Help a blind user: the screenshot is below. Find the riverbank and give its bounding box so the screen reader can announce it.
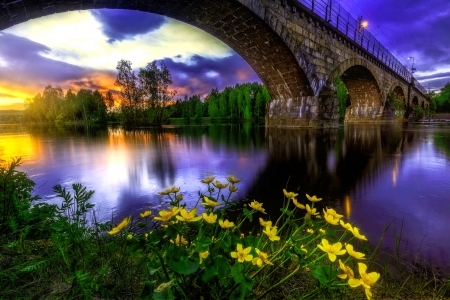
[1,158,450,299]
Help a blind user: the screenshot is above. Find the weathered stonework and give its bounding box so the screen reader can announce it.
[0,0,429,127]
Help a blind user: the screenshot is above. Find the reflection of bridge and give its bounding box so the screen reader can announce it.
[0,0,429,127]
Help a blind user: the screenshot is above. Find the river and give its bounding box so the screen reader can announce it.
[1,123,450,276]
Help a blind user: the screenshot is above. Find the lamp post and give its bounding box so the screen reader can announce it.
[408,57,416,74]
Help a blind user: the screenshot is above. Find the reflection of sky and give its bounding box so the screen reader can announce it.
[1,126,267,221]
[348,130,450,273]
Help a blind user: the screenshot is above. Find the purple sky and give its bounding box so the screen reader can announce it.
[0,0,448,109]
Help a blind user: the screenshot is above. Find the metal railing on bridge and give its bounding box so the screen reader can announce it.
[297,0,427,95]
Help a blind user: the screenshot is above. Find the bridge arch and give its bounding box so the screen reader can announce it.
[331,58,383,122]
[0,0,315,104]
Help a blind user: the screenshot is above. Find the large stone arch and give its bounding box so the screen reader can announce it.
[0,0,314,104]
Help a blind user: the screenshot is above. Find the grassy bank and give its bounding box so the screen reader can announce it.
[1,158,449,299]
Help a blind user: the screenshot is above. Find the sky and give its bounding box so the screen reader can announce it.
[0,0,449,110]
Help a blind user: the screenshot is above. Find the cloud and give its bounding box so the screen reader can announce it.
[91,9,167,43]
[162,54,260,98]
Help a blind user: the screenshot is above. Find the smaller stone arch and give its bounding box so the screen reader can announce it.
[383,84,406,120]
[329,59,383,122]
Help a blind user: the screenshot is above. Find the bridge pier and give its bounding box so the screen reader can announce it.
[266,87,339,128]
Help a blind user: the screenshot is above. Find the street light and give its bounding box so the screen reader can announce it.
[408,57,416,74]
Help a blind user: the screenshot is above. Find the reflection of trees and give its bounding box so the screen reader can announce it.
[248,125,421,215]
[433,131,450,156]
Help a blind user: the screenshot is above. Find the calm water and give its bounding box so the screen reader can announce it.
[1,123,450,274]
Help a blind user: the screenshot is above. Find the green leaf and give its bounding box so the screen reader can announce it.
[139,281,155,300]
[241,275,254,290]
[231,262,244,283]
[243,208,253,222]
[152,281,175,300]
[169,257,199,275]
[202,264,218,282]
[230,283,247,300]
[312,265,337,288]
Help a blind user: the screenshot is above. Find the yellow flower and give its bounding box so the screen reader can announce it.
[157,186,180,195]
[352,227,368,241]
[201,176,215,184]
[305,204,319,216]
[212,180,228,189]
[306,228,314,234]
[226,176,241,184]
[126,234,133,240]
[200,196,223,207]
[202,212,218,224]
[219,219,235,229]
[230,244,253,263]
[283,189,298,199]
[240,233,245,238]
[252,248,273,267]
[317,239,346,262]
[249,200,266,214]
[199,250,209,264]
[229,184,238,193]
[263,225,280,242]
[176,207,202,222]
[175,194,183,202]
[323,208,343,225]
[319,228,326,234]
[170,234,188,246]
[153,207,182,222]
[300,245,308,253]
[340,220,354,232]
[306,194,322,202]
[259,218,272,227]
[292,198,305,209]
[338,259,355,279]
[108,215,131,235]
[348,263,380,300]
[140,210,152,218]
[345,243,366,260]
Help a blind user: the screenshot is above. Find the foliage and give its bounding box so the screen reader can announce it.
[335,76,350,121]
[0,158,40,234]
[23,85,108,124]
[432,82,450,112]
[111,177,380,300]
[172,82,270,123]
[388,91,405,117]
[413,106,425,121]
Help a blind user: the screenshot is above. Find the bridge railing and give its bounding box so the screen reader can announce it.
[296,0,427,94]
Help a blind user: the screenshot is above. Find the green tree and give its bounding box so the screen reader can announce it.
[138,60,175,126]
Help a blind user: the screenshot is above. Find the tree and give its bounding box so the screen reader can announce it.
[115,60,141,126]
[138,60,175,126]
[104,90,115,113]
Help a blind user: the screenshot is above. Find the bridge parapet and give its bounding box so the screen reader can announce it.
[293,0,426,92]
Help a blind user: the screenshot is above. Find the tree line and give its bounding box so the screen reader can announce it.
[23,59,272,127]
[23,85,112,124]
[171,82,271,123]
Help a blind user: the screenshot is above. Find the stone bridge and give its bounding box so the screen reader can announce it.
[0,0,429,127]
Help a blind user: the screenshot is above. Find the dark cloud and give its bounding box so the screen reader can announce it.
[350,0,450,75]
[0,32,88,84]
[91,9,166,43]
[162,54,261,98]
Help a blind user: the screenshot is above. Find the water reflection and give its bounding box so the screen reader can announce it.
[1,123,450,274]
[258,124,450,275]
